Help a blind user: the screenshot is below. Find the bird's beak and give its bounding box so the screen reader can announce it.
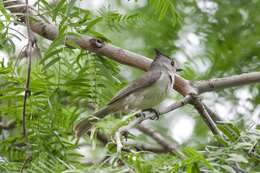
[176,68,183,72]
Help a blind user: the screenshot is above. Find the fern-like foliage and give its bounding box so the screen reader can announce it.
[0,48,123,172]
[98,6,143,31]
[0,2,15,54]
[149,0,179,25]
[0,9,124,168]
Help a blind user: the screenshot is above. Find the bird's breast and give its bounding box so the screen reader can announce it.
[124,72,171,110]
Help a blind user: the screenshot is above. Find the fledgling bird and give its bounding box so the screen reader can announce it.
[74,49,181,138]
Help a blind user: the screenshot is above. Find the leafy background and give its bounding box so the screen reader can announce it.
[0,0,259,172]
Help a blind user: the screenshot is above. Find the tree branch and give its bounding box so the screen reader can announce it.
[137,124,185,158]
[137,124,178,151]
[203,104,223,122]
[191,95,222,136]
[123,141,175,153]
[159,95,192,114]
[196,72,260,93]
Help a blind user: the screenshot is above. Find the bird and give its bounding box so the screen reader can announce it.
[74,49,182,138]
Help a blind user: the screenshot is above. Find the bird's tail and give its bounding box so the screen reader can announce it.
[74,106,112,138]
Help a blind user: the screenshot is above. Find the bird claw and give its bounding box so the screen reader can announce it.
[150,111,160,120]
[135,111,146,118]
[122,131,128,141]
[142,108,160,120]
[150,113,159,120]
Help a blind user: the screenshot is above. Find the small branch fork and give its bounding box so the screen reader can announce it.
[3,0,260,153]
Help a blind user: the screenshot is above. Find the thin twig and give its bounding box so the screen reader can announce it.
[137,124,185,158]
[159,95,192,114]
[21,0,33,138]
[115,117,146,152]
[123,141,174,153]
[203,104,223,122]
[137,124,178,151]
[19,154,32,173]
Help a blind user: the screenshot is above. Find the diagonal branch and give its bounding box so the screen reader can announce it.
[137,124,178,151]
[203,104,223,122]
[123,141,173,153]
[191,95,222,136]
[137,124,185,158]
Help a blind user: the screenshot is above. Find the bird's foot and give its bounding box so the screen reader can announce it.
[135,111,146,118]
[142,108,160,120]
[122,131,128,141]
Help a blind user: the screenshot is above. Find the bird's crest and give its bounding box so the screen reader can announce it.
[154,48,171,60]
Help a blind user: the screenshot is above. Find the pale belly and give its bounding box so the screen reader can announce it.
[121,73,171,111]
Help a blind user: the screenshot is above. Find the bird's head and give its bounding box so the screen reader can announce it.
[151,49,182,73]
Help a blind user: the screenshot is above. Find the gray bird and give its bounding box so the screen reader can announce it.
[74,49,181,137]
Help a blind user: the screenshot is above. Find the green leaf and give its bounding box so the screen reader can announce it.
[217,122,241,137]
[214,135,229,146]
[227,154,248,163]
[0,0,11,22]
[106,142,117,153]
[149,0,177,23]
[220,165,236,173]
[86,17,103,31]
[217,124,237,142]
[43,56,60,70]
[52,0,66,21]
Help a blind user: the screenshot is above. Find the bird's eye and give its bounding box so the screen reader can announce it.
[171,60,175,66]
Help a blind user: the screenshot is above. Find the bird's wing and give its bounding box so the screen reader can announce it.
[108,70,161,105]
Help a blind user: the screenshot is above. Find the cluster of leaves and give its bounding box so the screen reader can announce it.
[0,0,138,172]
[0,1,124,171]
[0,1,14,53]
[0,48,122,172]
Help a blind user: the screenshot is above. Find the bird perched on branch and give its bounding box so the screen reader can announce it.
[74,49,182,138]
